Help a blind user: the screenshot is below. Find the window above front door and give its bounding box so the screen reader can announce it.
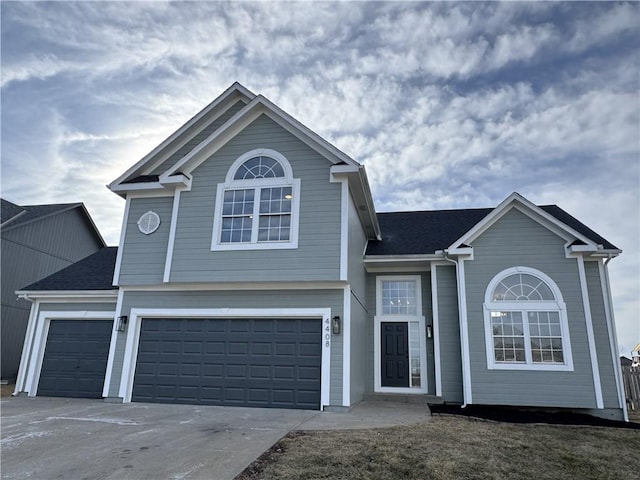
[374,276,427,393]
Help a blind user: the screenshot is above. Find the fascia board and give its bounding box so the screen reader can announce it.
[448,192,597,250]
[108,83,255,189]
[16,290,119,299]
[331,165,381,240]
[165,95,362,178]
[363,254,443,262]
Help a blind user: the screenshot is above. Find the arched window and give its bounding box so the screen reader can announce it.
[483,267,573,371]
[211,149,300,250]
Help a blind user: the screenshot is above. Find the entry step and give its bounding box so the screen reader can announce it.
[363,393,444,404]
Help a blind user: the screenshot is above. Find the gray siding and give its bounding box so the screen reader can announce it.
[347,193,369,404]
[169,114,341,283]
[584,260,620,409]
[107,289,344,406]
[150,101,247,175]
[464,208,598,408]
[435,265,464,403]
[1,208,103,379]
[118,197,173,285]
[365,272,435,395]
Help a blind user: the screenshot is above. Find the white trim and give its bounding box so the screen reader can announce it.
[24,311,115,397]
[163,189,183,283]
[16,291,118,301]
[342,286,351,406]
[576,256,604,408]
[112,196,131,286]
[136,211,160,235]
[118,308,332,410]
[223,148,294,183]
[125,190,177,198]
[449,193,597,252]
[102,290,125,398]
[455,258,473,405]
[14,299,39,394]
[109,83,254,188]
[119,281,347,292]
[339,180,349,281]
[599,259,629,421]
[374,275,428,394]
[431,265,442,397]
[482,266,574,372]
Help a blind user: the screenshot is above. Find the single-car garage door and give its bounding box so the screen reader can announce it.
[132,318,321,409]
[38,320,112,398]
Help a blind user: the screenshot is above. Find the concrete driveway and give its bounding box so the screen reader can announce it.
[1,397,319,480]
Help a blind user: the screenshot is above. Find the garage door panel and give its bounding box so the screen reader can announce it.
[37,320,111,399]
[132,318,321,409]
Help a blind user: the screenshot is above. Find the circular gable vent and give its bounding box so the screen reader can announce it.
[137,211,160,235]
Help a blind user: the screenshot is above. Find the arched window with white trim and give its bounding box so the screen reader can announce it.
[211,149,300,251]
[483,267,573,371]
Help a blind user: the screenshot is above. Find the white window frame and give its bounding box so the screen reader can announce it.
[211,148,301,251]
[483,266,574,371]
[374,275,428,393]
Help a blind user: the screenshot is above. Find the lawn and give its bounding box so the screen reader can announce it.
[237,414,640,480]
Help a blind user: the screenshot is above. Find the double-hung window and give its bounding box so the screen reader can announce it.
[483,267,573,371]
[212,149,300,250]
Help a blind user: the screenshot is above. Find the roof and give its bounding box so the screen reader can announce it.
[366,204,618,256]
[1,198,26,224]
[21,247,118,291]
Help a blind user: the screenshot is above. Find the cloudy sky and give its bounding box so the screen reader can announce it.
[1,2,638,354]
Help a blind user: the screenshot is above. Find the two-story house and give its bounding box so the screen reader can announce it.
[13,83,628,421]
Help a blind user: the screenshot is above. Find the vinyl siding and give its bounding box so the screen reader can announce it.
[347,193,368,404]
[365,272,435,395]
[149,100,247,175]
[118,197,173,285]
[107,289,344,406]
[1,208,103,379]
[465,208,597,408]
[584,260,620,408]
[168,114,341,283]
[434,264,464,403]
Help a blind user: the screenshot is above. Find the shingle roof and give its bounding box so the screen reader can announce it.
[366,205,618,256]
[1,200,81,230]
[21,247,118,291]
[1,198,26,224]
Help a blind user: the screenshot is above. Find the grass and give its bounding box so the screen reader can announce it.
[236,414,640,480]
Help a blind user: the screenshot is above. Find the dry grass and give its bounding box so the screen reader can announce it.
[237,415,640,480]
[0,384,15,398]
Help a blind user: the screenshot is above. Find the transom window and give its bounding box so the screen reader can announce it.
[483,267,573,371]
[212,149,300,251]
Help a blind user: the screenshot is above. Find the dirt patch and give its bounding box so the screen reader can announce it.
[1,384,15,398]
[235,415,640,480]
[429,403,640,429]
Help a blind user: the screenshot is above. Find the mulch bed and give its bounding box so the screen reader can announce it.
[429,403,640,429]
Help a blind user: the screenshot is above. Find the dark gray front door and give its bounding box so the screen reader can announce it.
[38,320,112,398]
[381,322,409,387]
[132,318,322,410]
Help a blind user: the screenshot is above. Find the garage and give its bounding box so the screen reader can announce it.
[37,319,112,398]
[132,317,322,409]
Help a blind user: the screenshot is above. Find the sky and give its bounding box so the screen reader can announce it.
[1,2,638,355]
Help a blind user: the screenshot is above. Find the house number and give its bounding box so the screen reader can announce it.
[324,318,331,347]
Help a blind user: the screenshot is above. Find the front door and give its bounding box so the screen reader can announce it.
[381,322,409,387]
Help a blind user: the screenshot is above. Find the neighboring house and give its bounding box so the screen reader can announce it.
[632,343,640,368]
[1,199,105,380]
[13,83,628,421]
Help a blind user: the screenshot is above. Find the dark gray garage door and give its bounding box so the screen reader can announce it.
[38,320,112,398]
[132,318,322,409]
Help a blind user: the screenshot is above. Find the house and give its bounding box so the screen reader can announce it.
[1,199,106,381]
[12,83,628,421]
[632,343,640,368]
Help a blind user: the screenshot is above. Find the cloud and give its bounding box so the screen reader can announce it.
[1,1,638,353]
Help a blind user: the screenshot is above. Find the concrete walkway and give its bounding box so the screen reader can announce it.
[1,397,430,480]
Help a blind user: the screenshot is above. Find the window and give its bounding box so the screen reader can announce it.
[212,149,300,251]
[483,267,573,371]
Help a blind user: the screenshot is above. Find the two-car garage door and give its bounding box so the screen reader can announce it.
[132,318,322,410]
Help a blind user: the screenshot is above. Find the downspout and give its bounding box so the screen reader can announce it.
[442,251,470,409]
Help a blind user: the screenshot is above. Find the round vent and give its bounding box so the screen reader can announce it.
[137,211,160,235]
